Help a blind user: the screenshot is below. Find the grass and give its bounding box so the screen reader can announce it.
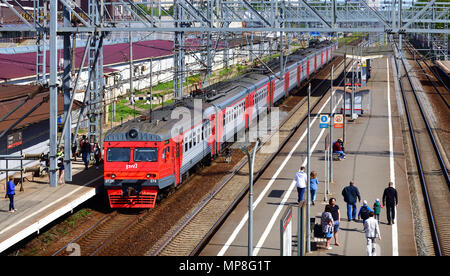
[109,101,141,122]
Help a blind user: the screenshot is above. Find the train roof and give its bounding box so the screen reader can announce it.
[105,97,215,142]
[104,40,336,143]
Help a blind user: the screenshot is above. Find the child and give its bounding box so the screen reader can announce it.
[310,171,319,205]
[373,198,382,222]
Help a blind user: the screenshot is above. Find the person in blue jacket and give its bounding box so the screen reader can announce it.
[358,200,374,226]
[6,176,16,213]
[310,171,319,205]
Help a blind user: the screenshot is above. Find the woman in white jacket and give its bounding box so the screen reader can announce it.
[363,212,382,256]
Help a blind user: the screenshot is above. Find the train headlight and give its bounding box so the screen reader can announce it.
[111,174,116,178]
[128,128,139,139]
[147,174,151,178]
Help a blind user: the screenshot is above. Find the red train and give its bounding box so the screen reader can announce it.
[103,41,338,208]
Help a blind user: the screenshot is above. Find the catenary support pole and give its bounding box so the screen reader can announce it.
[306,84,311,253]
[49,0,58,187]
[63,3,72,182]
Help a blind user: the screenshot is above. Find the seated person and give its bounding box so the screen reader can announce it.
[333,138,345,159]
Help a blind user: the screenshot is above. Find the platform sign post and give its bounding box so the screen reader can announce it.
[280,206,292,256]
[306,84,311,253]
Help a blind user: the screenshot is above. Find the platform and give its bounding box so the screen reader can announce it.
[0,160,103,253]
[200,57,417,256]
[436,60,450,77]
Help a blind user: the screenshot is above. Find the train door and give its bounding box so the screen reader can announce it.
[321,52,323,67]
[306,60,310,78]
[247,93,253,127]
[326,49,329,62]
[284,72,290,97]
[297,65,301,87]
[270,79,275,108]
[174,140,181,186]
[314,55,317,72]
[210,114,216,155]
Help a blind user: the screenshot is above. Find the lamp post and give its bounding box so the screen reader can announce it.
[241,138,260,256]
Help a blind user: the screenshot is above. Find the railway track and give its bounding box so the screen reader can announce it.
[149,55,351,256]
[403,40,450,109]
[52,210,147,256]
[47,42,359,256]
[394,40,450,256]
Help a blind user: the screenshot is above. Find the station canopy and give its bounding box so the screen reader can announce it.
[334,45,394,60]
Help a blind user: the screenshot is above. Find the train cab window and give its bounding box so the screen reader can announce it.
[134,148,158,162]
[107,148,130,162]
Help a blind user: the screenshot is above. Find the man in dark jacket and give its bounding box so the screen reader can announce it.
[341,181,361,221]
[81,137,91,170]
[382,181,398,225]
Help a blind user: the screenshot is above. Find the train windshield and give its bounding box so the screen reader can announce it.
[134,148,158,162]
[107,148,130,162]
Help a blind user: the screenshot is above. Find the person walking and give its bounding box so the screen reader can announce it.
[321,205,334,250]
[358,200,374,226]
[81,137,91,170]
[6,176,16,213]
[329,198,340,246]
[295,166,307,203]
[364,212,381,256]
[382,181,398,225]
[373,198,382,222]
[310,171,319,205]
[341,181,361,221]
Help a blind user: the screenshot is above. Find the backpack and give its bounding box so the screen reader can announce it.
[360,206,370,220]
[314,223,324,238]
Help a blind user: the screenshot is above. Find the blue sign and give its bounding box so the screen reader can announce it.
[310,32,320,36]
[319,115,329,128]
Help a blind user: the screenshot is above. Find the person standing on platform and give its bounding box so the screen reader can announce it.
[321,204,334,250]
[310,171,319,205]
[329,198,341,246]
[364,212,381,256]
[94,143,102,170]
[6,176,16,213]
[382,181,398,225]
[341,181,361,222]
[295,166,307,203]
[57,146,65,185]
[81,137,91,170]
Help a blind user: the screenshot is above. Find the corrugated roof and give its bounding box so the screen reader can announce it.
[0,84,82,132]
[0,38,236,82]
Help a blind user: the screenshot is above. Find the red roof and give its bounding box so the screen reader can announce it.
[0,38,231,82]
[0,84,82,132]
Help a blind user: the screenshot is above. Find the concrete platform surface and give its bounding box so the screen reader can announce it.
[0,161,103,253]
[200,57,417,256]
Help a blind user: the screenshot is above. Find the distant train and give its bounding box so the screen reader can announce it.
[103,41,338,208]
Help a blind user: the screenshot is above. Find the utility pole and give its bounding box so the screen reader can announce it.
[129,22,134,107]
[306,84,311,253]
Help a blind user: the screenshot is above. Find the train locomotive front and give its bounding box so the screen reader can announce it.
[103,122,178,208]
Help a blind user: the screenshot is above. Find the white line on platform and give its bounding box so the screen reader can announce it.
[253,94,342,256]
[387,58,399,256]
[217,90,339,256]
